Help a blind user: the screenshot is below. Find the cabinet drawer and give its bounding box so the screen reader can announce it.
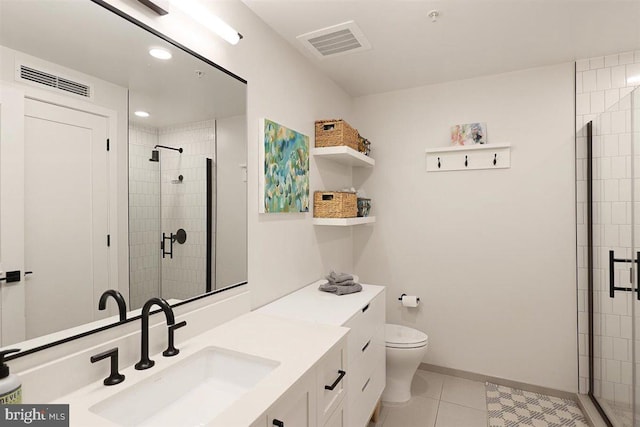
[348,324,384,400]
[324,398,346,427]
[348,362,385,427]
[267,372,316,427]
[344,292,385,364]
[317,340,347,425]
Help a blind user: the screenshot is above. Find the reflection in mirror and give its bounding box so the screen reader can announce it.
[0,0,247,355]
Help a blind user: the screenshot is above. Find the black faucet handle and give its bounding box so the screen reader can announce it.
[163,320,187,357]
[90,348,125,386]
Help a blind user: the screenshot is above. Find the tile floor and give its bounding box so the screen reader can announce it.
[373,369,488,427]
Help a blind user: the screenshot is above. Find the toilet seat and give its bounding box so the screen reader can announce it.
[385,323,428,349]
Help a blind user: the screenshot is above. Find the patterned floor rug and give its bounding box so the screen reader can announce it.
[486,383,589,427]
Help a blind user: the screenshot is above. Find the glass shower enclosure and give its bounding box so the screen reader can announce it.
[128,121,216,310]
[586,86,639,426]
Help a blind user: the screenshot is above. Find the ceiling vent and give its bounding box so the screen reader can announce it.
[297,21,371,59]
[17,65,92,99]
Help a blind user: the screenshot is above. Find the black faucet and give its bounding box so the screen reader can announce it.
[135,297,175,370]
[98,290,127,322]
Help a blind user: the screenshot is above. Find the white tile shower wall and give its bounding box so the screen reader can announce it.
[158,119,215,302]
[128,124,160,310]
[575,50,640,400]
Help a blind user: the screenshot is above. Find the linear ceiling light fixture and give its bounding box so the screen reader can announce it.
[169,0,242,45]
[137,0,169,16]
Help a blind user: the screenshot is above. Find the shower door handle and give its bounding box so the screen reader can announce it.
[608,250,639,300]
[162,233,174,259]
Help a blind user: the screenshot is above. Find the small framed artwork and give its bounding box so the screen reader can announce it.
[450,122,487,146]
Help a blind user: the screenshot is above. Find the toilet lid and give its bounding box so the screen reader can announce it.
[385,323,428,349]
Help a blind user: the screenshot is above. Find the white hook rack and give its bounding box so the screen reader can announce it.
[425,143,511,172]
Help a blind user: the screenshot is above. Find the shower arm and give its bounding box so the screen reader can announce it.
[155,145,183,153]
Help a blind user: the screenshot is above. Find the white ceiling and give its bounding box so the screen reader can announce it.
[0,0,246,128]
[242,0,640,97]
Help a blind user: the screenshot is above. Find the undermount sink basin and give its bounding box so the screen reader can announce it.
[90,347,280,426]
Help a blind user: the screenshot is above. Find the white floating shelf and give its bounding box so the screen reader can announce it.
[425,143,511,172]
[312,216,376,226]
[312,146,375,168]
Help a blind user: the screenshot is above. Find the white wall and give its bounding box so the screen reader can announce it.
[216,115,248,288]
[353,63,578,392]
[102,0,355,309]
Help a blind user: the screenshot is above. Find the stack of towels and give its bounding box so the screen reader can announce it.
[319,271,362,295]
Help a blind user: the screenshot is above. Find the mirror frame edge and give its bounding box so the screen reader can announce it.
[5,0,249,362]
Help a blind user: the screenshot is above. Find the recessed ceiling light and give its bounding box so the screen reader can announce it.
[134,111,150,118]
[628,75,640,84]
[149,48,172,60]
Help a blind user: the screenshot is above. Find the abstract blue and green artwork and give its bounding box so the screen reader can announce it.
[262,119,309,213]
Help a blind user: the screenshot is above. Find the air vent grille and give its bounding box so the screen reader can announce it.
[308,29,362,56]
[19,65,92,98]
[297,21,371,59]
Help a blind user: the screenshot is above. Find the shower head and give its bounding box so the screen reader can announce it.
[149,150,159,162]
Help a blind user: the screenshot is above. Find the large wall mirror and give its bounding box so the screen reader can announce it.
[0,0,247,356]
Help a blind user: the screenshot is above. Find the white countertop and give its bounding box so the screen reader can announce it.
[256,281,385,326]
[53,311,348,427]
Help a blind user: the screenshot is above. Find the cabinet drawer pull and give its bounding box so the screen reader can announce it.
[273,419,284,427]
[362,303,370,313]
[324,369,346,391]
[362,377,371,392]
[362,339,371,353]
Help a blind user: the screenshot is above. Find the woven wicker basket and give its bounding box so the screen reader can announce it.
[314,191,357,218]
[315,119,359,151]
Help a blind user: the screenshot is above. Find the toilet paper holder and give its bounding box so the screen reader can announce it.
[398,293,420,303]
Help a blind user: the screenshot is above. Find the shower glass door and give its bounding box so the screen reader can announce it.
[589,86,638,427]
[633,87,639,427]
[128,120,215,310]
[158,139,213,305]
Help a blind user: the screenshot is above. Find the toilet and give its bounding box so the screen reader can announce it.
[382,323,429,403]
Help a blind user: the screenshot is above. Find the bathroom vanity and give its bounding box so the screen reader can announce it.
[258,282,386,427]
[41,282,385,427]
[53,311,348,427]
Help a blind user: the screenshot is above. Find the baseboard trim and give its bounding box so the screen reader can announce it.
[418,363,577,402]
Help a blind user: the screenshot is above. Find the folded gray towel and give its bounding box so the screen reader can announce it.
[329,280,356,287]
[319,281,362,296]
[326,271,354,284]
[326,271,353,282]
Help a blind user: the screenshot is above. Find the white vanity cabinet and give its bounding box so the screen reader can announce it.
[265,371,317,427]
[259,339,347,427]
[317,341,347,425]
[257,281,385,427]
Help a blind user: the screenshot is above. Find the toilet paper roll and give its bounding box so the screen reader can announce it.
[401,295,420,308]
